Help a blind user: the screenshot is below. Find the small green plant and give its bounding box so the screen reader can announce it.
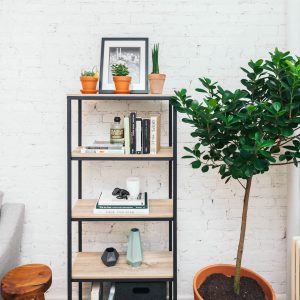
[111,64,129,76]
[152,44,160,74]
[171,48,300,295]
[81,66,98,77]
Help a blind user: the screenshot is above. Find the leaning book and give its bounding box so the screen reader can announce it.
[93,193,149,215]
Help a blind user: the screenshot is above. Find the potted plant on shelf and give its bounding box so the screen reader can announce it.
[80,67,99,94]
[111,63,131,94]
[171,48,300,300]
[148,43,166,94]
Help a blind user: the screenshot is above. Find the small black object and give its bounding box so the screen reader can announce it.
[114,116,121,122]
[101,247,119,267]
[114,282,166,300]
[112,188,130,199]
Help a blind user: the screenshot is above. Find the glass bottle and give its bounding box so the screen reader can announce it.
[110,116,124,144]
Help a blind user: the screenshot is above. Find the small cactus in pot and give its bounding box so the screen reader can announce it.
[80,67,99,94]
[111,63,131,94]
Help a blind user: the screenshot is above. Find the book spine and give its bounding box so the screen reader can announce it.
[136,118,142,154]
[130,112,136,154]
[97,199,148,209]
[97,205,148,209]
[150,116,161,154]
[94,209,149,215]
[150,116,157,154]
[124,117,130,155]
[142,119,150,154]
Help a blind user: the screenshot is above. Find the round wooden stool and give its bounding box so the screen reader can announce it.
[1,264,52,300]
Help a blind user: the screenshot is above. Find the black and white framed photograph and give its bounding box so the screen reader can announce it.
[99,37,149,94]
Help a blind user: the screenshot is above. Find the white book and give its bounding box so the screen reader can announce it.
[97,192,145,207]
[136,118,142,154]
[150,115,161,154]
[93,207,149,215]
[91,282,101,300]
[124,117,130,154]
[80,146,124,154]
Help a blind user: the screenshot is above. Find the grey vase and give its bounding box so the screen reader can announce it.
[127,228,143,267]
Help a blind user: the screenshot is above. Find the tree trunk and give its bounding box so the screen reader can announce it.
[234,176,253,295]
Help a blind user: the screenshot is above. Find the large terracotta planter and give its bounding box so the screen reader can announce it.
[193,264,276,300]
[80,76,98,94]
[113,76,132,94]
[148,73,166,94]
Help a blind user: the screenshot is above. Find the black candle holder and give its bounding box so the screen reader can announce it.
[101,247,119,267]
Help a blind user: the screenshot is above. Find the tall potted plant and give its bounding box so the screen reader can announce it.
[171,49,300,299]
[111,63,131,94]
[148,44,166,94]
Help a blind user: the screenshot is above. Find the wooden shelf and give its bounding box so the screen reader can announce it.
[71,146,173,161]
[72,251,173,281]
[67,93,173,101]
[72,199,173,221]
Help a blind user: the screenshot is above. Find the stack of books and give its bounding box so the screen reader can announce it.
[93,192,149,215]
[124,113,160,155]
[80,141,124,154]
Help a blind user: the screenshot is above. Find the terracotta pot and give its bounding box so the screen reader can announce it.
[193,264,276,300]
[148,73,166,94]
[80,76,98,93]
[113,76,132,94]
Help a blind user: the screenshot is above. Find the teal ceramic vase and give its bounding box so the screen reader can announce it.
[127,228,143,267]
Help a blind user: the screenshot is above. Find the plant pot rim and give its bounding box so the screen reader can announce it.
[80,76,98,81]
[113,75,132,78]
[148,73,166,77]
[193,264,276,300]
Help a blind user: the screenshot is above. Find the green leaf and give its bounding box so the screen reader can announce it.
[201,165,209,172]
[272,102,281,112]
[192,160,201,169]
[219,165,226,175]
[182,155,194,159]
[261,140,275,148]
[279,154,286,161]
[282,128,294,137]
[293,157,298,167]
[184,147,193,154]
[195,88,206,93]
[255,132,262,142]
[254,159,267,171]
[225,176,231,184]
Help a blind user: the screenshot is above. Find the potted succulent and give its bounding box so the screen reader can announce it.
[148,44,166,94]
[111,63,131,94]
[171,48,300,299]
[80,67,99,94]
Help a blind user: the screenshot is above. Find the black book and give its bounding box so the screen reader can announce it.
[142,118,150,154]
[129,112,136,154]
[136,117,142,154]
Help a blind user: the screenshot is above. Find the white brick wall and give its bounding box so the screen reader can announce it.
[0,0,288,299]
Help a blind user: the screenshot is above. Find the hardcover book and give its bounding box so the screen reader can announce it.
[124,116,130,155]
[142,118,150,154]
[136,117,142,154]
[94,193,149,215]
[129,112,136,154]
[150,115,161,154]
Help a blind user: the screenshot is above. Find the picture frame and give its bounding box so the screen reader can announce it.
[99,37,149,94]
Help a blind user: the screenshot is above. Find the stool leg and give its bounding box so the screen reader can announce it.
[34,295,45,300]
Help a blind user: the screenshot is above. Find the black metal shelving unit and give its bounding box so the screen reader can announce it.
[67,93,177,300]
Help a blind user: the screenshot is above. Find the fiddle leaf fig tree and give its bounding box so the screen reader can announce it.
[171,48,300,295]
